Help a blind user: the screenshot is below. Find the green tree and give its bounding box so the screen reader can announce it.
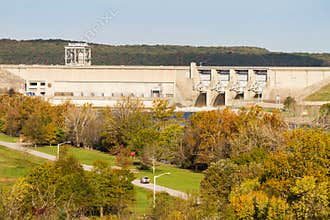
[151,99,176,129]
[157,123,184,165]
[0,178,34,219]
[1,150,93,219]
[200,159,264,217]
[101,97,151,152]
[152,192,205,220]
[0,39,327,66]
[89,161,134,217]
[283,96,297,114]
[146,99,185,166]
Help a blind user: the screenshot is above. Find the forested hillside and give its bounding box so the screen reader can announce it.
[0,39,329,66]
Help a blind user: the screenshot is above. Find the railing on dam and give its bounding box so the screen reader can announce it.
[229,100,283,109]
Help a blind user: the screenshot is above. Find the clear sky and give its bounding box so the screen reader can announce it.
[1,0,330,52]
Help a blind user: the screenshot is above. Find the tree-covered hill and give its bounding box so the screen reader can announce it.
[0,39,329,66]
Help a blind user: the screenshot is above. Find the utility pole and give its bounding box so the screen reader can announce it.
[153,172,171,208]
[57,141,71,159]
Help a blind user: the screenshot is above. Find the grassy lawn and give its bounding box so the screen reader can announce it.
[0,133,19,143]
[131,187,152,217]
[305,83,330,101]
[34,146,203,192]
[135,163,203,192]
[0,146,45,188]
[34,146,116,166]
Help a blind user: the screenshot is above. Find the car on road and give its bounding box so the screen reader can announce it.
[25,91,36,96]
[140,176,150,184]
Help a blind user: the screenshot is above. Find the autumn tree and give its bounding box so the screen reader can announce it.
[227,179,293,219]
[0,94,45,136]
[21,101,60,145]
[260,129,330,219]
[182,108,238,169]
[225,129,330,219]
[229,106,287,158]
[64,103,101,148]
[200,128,330,219]
[182,106,287,169]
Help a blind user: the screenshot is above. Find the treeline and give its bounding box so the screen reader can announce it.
[0,94,329,170]
[151,129,330,219]
[0,94,329,219]
[1,39,330,66]
[0,94,288,169]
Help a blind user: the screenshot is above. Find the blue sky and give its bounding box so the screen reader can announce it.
[1,0,330,52]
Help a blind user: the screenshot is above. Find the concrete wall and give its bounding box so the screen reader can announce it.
[1,65,192,106]
[267,68,330,99]
[1,64,330,107]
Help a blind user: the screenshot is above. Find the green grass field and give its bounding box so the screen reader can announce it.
[132,187,152,217]
[0,146,44,187]
[34,146,116,166]
[35,146,203,192]
[30,141,203,195]
[36,147,203,192]
[135,163,203,192]
[305,83,330,101]
[1,130,203,192]
[0,133,19,143]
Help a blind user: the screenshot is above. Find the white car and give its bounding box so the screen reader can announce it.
[140,176,150,184]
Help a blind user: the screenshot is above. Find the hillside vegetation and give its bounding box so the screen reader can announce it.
[0,39,330,66]
[305,83,330,101]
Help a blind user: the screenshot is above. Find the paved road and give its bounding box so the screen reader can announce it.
[0,141,57,160]
[0,141,94,171]
[132,180,187,199]
[0,141,187,200]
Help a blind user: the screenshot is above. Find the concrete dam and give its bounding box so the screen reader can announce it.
[0,43,329,108]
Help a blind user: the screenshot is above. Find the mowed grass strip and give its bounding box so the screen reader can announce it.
[34,146,116,166]
[131,187,152,217]
[135,163,203,192]
[0,133,19,143]
[305,83,330,101]
[0,146,45,186]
